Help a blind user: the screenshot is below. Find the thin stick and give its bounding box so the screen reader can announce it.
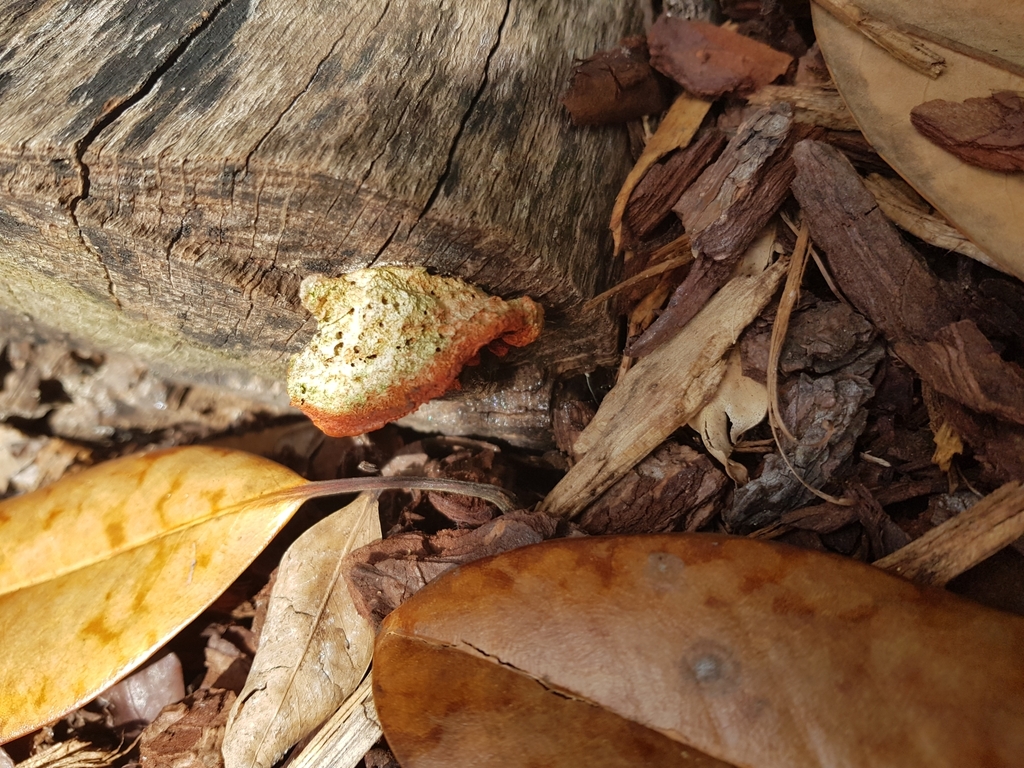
[584,241,693,312]
[874,482,1024,586]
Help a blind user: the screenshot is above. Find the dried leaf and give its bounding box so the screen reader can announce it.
[0,447,307,741]
[812,1,1024,280]
[0,448,510,742]
[373,535,1024,767]
[223,493,380,768]
[689,349,768,483]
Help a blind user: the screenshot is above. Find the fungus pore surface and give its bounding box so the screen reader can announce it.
[287,267,544,436]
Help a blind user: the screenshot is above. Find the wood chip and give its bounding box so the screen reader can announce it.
[748,84,858,130]
[875,482,1024,586]
[861,173,997,268]
[561,36,669,125]
[610,93,712,254]
[648,15,793,98]
[576,442,727,534]
[910,91,1024,172]
[541,257,787,519]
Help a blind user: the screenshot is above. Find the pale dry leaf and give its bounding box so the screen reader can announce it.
[286,674,382,768]
[813,1,1024,280]
[223,494,381,768]
[689,349,768,483]
[0,447,308,741]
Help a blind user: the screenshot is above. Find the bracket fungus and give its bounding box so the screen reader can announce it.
[288,267,544,436]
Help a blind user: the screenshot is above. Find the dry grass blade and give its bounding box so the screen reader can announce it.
[583,247,692,312]
[767,220,853,506]
[15,739,135,768]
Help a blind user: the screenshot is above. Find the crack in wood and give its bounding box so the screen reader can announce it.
[62,0,237,309]
[415,0,512,223]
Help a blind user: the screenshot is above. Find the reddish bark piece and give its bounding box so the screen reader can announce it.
[139,689,236,768]
[623,128,727,241]
[343,511,559,630]
[790,140,956,344]
[288,268,544,437]
[648,15,793,98]
[577,442,727,534]
[627,105,798,357]
[896,319,1024,426]
[561,36,669,125]
[911,91,1024,172]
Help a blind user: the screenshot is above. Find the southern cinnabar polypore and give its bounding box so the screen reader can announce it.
[288,267,544,436]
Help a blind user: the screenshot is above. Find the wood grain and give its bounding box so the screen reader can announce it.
[0,0,638,417]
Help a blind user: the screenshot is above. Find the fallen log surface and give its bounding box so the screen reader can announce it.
[0,0,635,430]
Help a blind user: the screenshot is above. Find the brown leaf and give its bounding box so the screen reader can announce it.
[910,91,1024,172]
[561,36,669,125]
[373,535,1024,767]
[223,494,380,768]
[648,15,792,98]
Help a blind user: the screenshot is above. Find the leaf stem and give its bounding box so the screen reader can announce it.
[267,476,519,513]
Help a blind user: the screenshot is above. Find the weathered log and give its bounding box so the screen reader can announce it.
[0,0,638,438]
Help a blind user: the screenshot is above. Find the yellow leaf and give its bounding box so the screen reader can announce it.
[223,493,381,768]
[0,446,307,741]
